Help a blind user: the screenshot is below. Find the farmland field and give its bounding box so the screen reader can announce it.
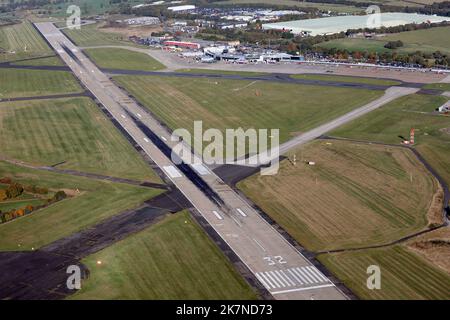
[290,74,401,86]
[0,161,162,251]
[0,68,82,98]
[0,21,53,62]
[113,75,383,155]
[212,0,364,13]
[84,48,165,71]
[0,97,161,182]
[331,94,450,189]
[63,23,136,47]
[238,140,438,251]
[70,211,258,300]
[318,245,450,299]
[316,26,450,55]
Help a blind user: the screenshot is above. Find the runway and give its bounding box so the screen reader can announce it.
[34,22,347,300]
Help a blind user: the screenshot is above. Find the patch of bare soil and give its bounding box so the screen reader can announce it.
[407,227,450,275]
[426,182,445,227]
[440,127,450,135]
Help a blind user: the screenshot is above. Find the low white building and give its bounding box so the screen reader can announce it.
[438,101,450,113]
[168,5,195,12]
[123,17,160,26]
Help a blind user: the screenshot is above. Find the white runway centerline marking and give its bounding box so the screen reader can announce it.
[212,210,223,220]
[236,208,247,217]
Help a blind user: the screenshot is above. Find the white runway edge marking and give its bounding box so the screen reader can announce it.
[255,266,329,291]
[212,210,223,220]
[271,284,335,295]
[236,208,247,217]
[192,163,210,176]
[162,166,182,179]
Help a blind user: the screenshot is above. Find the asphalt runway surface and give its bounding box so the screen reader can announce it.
[35,22,348,300]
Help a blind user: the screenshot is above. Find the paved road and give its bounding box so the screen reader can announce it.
[35,22,347,300]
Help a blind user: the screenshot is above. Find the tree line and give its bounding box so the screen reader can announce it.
[0,177,67,224]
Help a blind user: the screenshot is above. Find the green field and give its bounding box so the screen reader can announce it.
[0,198,47,212]
[84,48,165,71]
[0,21,53,62]
[317,27,450,55]
[0,68,82,98]
[63,23,136,47]
[290,74,401,86]
[238,141,437,251]
[113,75,383,155]
[331,94,450,188]
[11,56,65,67]
[318,245,450,299]
[70,211,258,300]
[424,83,450,91]
[0,97,161,182]
[212,0,364,13]
[0,161,162,251]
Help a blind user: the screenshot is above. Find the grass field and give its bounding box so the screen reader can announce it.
[0,198,47,212]
[84,48,165,71]
[0,68,82,98]
[238,140,437,251]
[113,75,383,155]
[290,74,401,86]
[11,56,65,67]
[63,23,136,47]
[424,83,450,91]
[212,0,364,13]
[0,97,161,182]
[316,26,450,55]
[331,94,450,188]
[318,245,450,299]
[0,161,162,251]
[70,211,258,300]
[0,21,53,62]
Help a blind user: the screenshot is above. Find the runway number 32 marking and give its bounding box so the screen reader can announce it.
[264,256,287,266]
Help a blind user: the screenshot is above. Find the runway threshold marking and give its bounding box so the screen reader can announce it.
[255,266,330,291]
